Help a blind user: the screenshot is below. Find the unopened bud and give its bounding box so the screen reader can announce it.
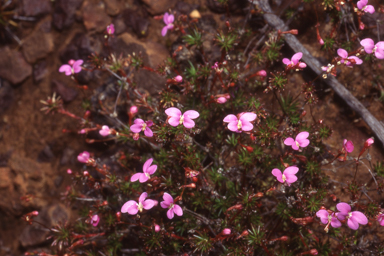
[365,138,374,147]
[222,228,231,235]
[174,75,183,83]
[67,169,72,174]
[236,230,249,239]
[310,249,318,255]
[116,212,121,222]
[130,106,138,115]
[154,224,161,232]
[133,133,140,141]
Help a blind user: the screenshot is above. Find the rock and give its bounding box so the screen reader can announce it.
[0,47,32,84]
[33,60,49,83]
[0,81,14,114]
[0,167,12,190]
[54,175,63,187]
[141,0,177,15]
[60,32,102,63]
[82,0,111,32]
[133,69,166,95]
[104,0,121,16]
[122,9,150,38]
[175,2,199,15]
[60,147,75,165]
[145,42,169,67]
[19,223,49,247]
[22,17,54,63]
[9,155,45,181]
[37,145,55,162]
[52,80,78,102]
[22,0,51,17]
[206,0,248,14]
[53,0,84,30]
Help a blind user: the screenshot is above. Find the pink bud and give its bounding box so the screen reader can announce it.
[83,171,89,176]
[222,228,231,235]
[216,97,228,104]
[79,129,86,134]
[319,38,324,45]
[310,249,318,255]
[130,106,138,115]
[32,211,39,216]
[343,139,354,153]
[174,75,183,83]
[99,125,110,137]
[154,224,161,232]
[365,138,374,147]
[77,151,90,163]
[256,70,267,77]
[68,59,75,66]
[90,215,100,227]
[133,133,140,141]
[106,24,115,35]
[67,169,72,174]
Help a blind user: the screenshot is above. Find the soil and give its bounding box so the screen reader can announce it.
[0,0,384,255]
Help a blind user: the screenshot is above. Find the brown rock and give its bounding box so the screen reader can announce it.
[9,155,46,181]
[0,167,12,190]
[53,0,84,30]
[82,0,112,32]
[0,47,32,84]
[33,60,49,83]
[0,81,14,113]
[22,0,51,16]
[22,17,54,63]
[122,9,150,38]
[141,0,177,15]
[103,0,121,16]
[52,79,78,102]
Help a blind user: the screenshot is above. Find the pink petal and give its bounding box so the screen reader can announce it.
[337,48,348,58]
[146,120,153,127]
[376,42,384,52]
[291,52,303,65]
[336,212,346,221]
[173,204,183,216]
[272,168,283,183]
[291,143,299,150]
[139,174,149,183]
[284,166,299,175]
[284,137,295,146]
[282,58,291,65]
[375,50,384,59]
[360,38,374,53]
[336,202,351,214]
[134,118,145,125]
[285,173,298,184]
[121,200,137,214]
[59,65,72,76]
[99,125,110,136]
[184,110,199,119]
[160,201,170,209]
[357,0,367,10]
[298,62,307,69]
[331,217,342,228]
[142,199,155,210]
[163,12,169,24]
[167,14,174,24]
[347,218,360,230]
[145,165,157,175]
[131,173,143,182]
[241,121,253,131]
[365,5,375,13]
[130,124,142,133]
[183,117,195,128]
[139,192,147,203]
[72,60,83,73]
[165,107,182,117]
[144,127,153,137]
[240,112,257,122]
[167,209,175,219]
[161,26,168,36]
[143,158,153,173]
[168,116,180,126]
[298,139,310,148]
[223,114,238,123]
[295,131,309,141]
[316,210,329,220]
[227,121,240,132]
[344,139,354,153]
[163,192,174,204]
[352,211,368,224]
[349,56,363,65]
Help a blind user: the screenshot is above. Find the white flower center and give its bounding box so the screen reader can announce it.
[145,173,151,178]
[137,202,144,212]
[282,174,286,182]
[169,203,175,210]
[237,120,242,130]
[295,141,300,148]
[327,64,334,73]
[179,115,184,124]
[347,212,352,219]
[142,123,147,131]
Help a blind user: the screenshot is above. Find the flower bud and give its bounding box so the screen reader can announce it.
[154,224,161,232]
[310,249,318,255]
[222,228,231,235]
[365,138,374,147]
[174,75,183,83]
[106,24,115,35]
[67,169,72,174]
[256,70,267,77]
[216,97,228,104]
[133,133,140,141]
[130,106,138,115]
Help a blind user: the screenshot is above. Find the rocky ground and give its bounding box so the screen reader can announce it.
[0,0,383,255]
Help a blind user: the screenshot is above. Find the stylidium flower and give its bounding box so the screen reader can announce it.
[77,151,90,163]
[336,202,368,230]
[343,139,354,153]
[282,52,307,70]
[130,106,138,115]
[131,158,157,183]
[337,48,363,66]
[174,75,183,83]
[365,138,374,147]
[360,38,384,59]
[160,192,183,219]
[271,166,299,186]
[165,107,199,128]
[106,23,115,35]
[316,210,341,232]
[59,59,83,76]
[130,119,153,137]
[90,215,100,226]
[121,192,155,215]
[284,132,310,150]
[377,212,384,226]
[99,125,111,137]
[223,112,257,133]
[357,0,375,14]
[162,12,174,36]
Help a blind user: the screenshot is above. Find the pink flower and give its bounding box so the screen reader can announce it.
[377,212,384,226]
[357,0,375,14]
[67,169,72,174]
[216,97,228,104]
[336,202,368,230]
[284,132,310,150]
[106,24,115,35]
[271,166,299,186]
[282,52,307,69]
[223,112,257,133]
[121,192,155,215]
[154,224,161,232]
[131,158,158,183]
[130,106,138,115]
[365,138,374,147]
[256,70,267,77]
[162,12,174,36]
[212,62,219,69]
[59,59,83,76]
[337,49,363,66]
[316,210,341,232]
[77,151,90,163]
[360,38,384,59]
[90,215,100,226]
[165,107,199,128]
[222,228,231,235]
[174,75,183,83]
[160,192,183,219]
[99,125,110,137]
[343,139,354,153]
[130,119,153,137]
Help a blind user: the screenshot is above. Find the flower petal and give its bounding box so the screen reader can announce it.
[183,117,196,128]
[241,121,253,131]
[163,192,174,204]
[316,210,329,219]
[161,26,168,36]
[291,143,299,150]
[139,174,149,183]
[365,5,375,13]
[360,38,375,53]
[139,192,147,203]
[282,58,291,65]
[160,201,169,209]
[184,110,199,119]
[173,204,183,216]
[167,209,175,219]
[295,131,309,141]
[144,127,153,137]
[357,0,368,10]
[337,48,348,58]
[336,202,351,214]
[143,158,153,173]
[291,52,303,65]
[240,112,257,122]
[167,14,174,24]
[284,166,299,175]
[59,65,72,76]
[163,12,169,24]
[352,211,368,225]
[272,169,283,183]
[285,173,298,184]
[131,173,143,182]
[347,218,360,230]
[168,116,180,126]
[145,165,157,175]
[298,139,310,148]
[331,217,342,228]
[121,200,137,214]
[227,121,240,132]
[72,60,83,73]
[165,107,181,117]
[284,137,295,146]
[130,124,143,133]
[223,114,238,123]
[142,199,155,210]
[134,118,144,125]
